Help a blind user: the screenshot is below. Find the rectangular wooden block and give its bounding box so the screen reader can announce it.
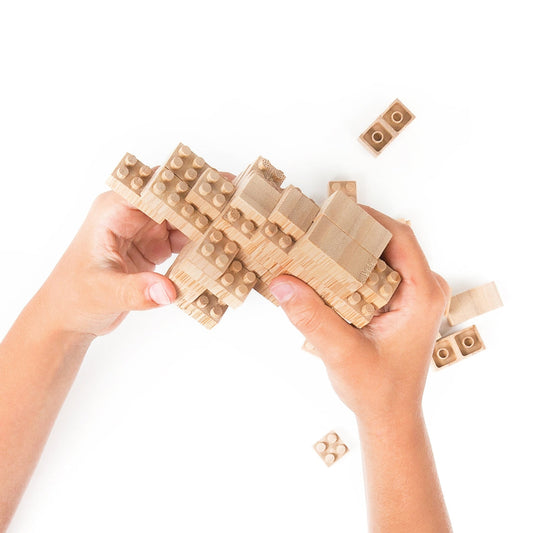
[183,290,228,329]
[433,325,485,368]
[357,259,401,308]
[186,168,235,219]
[328,180,357,201]
[447,282,503,326]
[229,170,282,226]
[320,191,392,258]
[106,153,155,208]
[268,185,320,239]
[359,99,415,156]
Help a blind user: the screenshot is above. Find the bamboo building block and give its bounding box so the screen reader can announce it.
[314,431,349,467]
[106,153,154,208]
[328,180,357,201]
[107,142,402,329]
[359,99,415,156]
[446,282,503,326]
[432,325,485,369]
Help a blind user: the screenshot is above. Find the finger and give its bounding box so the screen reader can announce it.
[101,271,177,312]
[126,245,155,272]
[169,229,190,253]
[270,275,370,366]
[359,205,433,284]
[432,271,451,315]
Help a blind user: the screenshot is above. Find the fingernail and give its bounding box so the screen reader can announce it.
[270,283,294,304]
[149,283,172,306]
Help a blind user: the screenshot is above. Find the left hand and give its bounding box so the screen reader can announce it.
[39,191,187,337]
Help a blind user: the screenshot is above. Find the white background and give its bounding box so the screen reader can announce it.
[0,0,531,531]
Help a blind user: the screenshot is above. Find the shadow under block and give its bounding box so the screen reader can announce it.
[328,180,357,201]
[446,282,503,326]
[359,99,415,156]
[314,431,349,467]
[107,143,402,329]
[433,325,485,368]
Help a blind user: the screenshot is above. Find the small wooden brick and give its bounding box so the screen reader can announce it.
[230,168,282,226]
[446,282,503,327]
[195,229,239,279]
[186,168,235,219]
[184,290,228,329]
[320,191,392,259]
[328,181,357,201]
[358,259,401,308]
[268,185,320,240]
[433,325,485,369]
[359,99,415,156]
[314,431,349,467]
[106,153,154,208]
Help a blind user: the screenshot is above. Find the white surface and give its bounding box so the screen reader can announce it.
[0,0,531,531]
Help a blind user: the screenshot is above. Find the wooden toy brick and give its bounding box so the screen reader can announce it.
[328,180,357,201]
[432,325,485,368]
[230,167,282,226]
[252,276,279,306]
[268,185,320,240]
[106,153,155,208]
[186,168,235,219]
[359,99,415,156]
[183,290,228,329]
[166,260,205,307]
[381,99,415,134]
[245,221,295,271]
[236,156,286,189]
[357,259,401,308]
[194,229,240,279]
[320,191,392,259]
[212,206,257,248]
[314,431,349,467]
[446,282,503,326]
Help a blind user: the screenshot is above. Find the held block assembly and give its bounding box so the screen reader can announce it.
[107,143,401,329]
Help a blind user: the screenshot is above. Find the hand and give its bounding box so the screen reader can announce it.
[38,191,187,337]
[269,207,450,430]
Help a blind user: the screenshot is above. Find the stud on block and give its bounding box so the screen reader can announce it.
[358,259,401,308]
[212,206,257,248]
[432,325,485,369]
[328,181,357,201]
[381,99,415,133]
[446,282,503,327]
[314,431,349,467]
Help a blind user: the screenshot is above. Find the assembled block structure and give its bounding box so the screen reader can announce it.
[360,99,415,155]
[107,144,401,329]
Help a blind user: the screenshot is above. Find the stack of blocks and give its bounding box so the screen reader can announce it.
[107,143,402,329]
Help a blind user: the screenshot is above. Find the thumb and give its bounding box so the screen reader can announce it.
[269,275,366,365]
[105,271,177,312]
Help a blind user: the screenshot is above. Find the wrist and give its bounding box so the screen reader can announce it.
[357,406,425,442]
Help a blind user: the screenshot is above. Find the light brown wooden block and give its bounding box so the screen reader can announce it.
[359,99,415,156]
[268,185,320,240]
[194,229,239,279]
[381,99,415,133]
[212,206,257,248]
[314,431,349,467]
[106,153,154,208]
[183,290,228,329]
[358,259,401,308]
[328,180,357,201]
[245,222,295,271]
[320,191,392,259]
[236,156,286,189]
[186,168,235,219]
[446,282,503,326]
[229,170,282,226]
[432,325,485,368]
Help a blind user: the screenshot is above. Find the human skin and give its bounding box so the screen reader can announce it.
[270,209,453,533]
[0,191,451,532]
